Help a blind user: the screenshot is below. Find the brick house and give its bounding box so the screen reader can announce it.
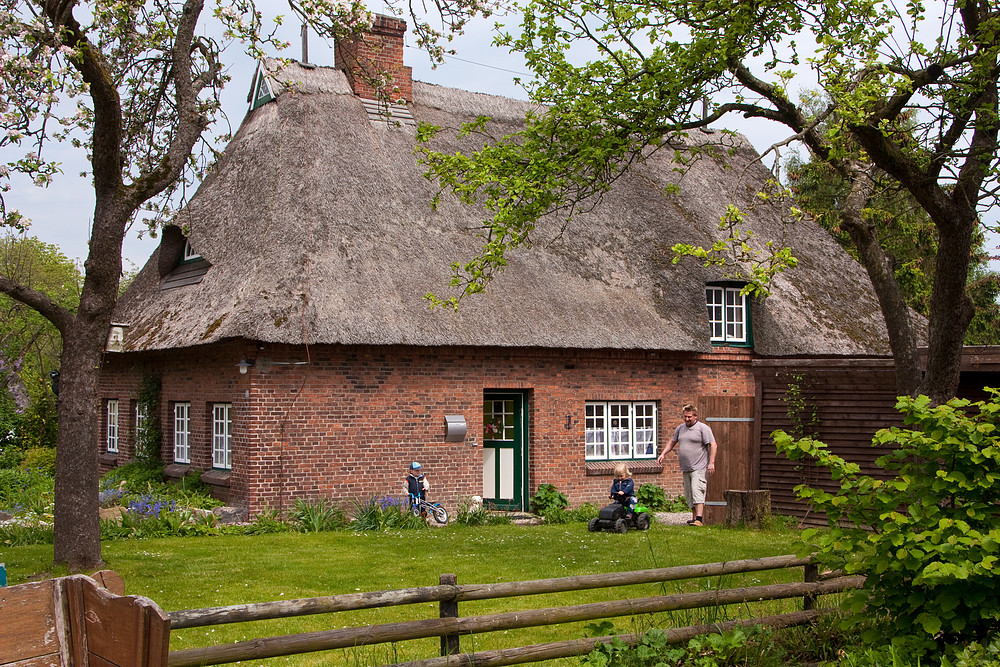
[97,16,892,519]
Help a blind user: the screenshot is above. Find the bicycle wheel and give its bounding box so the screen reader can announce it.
[431,504,449,524]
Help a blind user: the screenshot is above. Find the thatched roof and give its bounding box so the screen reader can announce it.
[113,59,892,357]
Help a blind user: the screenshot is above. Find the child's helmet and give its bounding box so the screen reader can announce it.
[410,462,422,470]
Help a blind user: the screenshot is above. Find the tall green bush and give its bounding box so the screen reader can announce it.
[774,390,1000,646]
[0,466,53,509]
[17,371,58,450]
[529,483,568,515]
[19,447,56,475]
[636,483,667,510]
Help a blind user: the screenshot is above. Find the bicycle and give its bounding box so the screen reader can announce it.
[408,493,449,524]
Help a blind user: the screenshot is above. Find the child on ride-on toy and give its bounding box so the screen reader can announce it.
[609,463,637,520]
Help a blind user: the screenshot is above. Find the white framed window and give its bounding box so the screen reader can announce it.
[585,403,607,459]
[173,402,190,464]
[212,403,232,469]
[706,286,749,345]
[135,403,147,437]
[106,399,119,453]
[182,239,201,262]
[483,398,516,441]
[585,401,657,460]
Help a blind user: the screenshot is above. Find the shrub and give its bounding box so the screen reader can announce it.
[581,626,769,667]
[100,504,222,541]
[237,507,290,535]
[101,461,166,491]
[99,463,220,511]
[350,496,425,531]
[664,495,689,513]
[0,443,23,469]
[0,466,53,511]
[17,372,58,450]
[529,483,567,515]
[289,497,346,532]
[134,374,161,466]
[568,502,599,522]
[19,447,56,476]
[541,507,570,524]
[774,390,1000,646]
[636,483,667,510]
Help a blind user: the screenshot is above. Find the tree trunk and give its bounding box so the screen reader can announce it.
[52,200,129,570]
[53,336,105,570]
[838,170,923,397]
[920,211,976,404]
[724,490,771,528]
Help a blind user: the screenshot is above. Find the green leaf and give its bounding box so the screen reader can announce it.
[917,613,942,636]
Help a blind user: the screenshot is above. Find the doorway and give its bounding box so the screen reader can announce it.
[482,391,529,510]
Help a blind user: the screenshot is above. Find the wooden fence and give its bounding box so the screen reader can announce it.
[165,555,862,667]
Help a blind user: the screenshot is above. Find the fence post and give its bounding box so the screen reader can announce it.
[803,562,818,611]
[439,573,460,656]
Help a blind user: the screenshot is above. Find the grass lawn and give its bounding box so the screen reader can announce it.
[2,521,818,665]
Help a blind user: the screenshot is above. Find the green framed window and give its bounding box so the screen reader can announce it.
[706,285,751,346]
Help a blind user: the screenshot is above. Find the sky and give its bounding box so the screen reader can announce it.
[3,2,998,272]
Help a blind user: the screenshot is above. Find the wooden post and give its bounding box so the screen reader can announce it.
[439,574,460,656]
[803,562,818,611]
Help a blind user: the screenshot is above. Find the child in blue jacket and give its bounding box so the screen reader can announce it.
[406,461,429,502]
[610,463,637,519]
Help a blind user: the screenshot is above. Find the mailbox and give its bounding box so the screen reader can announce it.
[444,415,467,442]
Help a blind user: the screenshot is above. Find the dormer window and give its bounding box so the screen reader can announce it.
[158,225,211,290]
[182,240,201,263]
[706,285,751,346]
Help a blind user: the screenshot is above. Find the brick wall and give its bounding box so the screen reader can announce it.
[99,342,755,516]
[334,15,413,103]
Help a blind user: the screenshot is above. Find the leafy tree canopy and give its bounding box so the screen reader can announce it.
[786,152,1000,345]
[0,0,487,569]
[0,234,81,378]
[418,0,1000,403]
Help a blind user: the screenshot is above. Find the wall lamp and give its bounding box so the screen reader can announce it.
[236,359,255,374]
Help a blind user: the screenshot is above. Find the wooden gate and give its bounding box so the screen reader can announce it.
[0,571,170,667]
[700,395,756,525]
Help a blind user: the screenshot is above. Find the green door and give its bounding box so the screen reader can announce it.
[483,392,528,510]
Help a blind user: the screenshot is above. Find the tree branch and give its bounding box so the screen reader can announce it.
[127,0,217,206]
[0,275,75,335]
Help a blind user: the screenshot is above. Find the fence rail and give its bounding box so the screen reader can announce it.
[166,555,862,667]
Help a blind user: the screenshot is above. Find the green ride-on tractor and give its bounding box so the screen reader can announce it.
[588,501,651,533]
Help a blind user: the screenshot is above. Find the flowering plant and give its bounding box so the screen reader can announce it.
[484,419,504,438]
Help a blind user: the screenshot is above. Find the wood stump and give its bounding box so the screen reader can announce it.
[724,490,771,528]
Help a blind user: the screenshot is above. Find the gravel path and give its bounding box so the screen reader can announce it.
[654,512,694,526]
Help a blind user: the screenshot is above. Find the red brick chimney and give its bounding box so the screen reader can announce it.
[334,15,413,104]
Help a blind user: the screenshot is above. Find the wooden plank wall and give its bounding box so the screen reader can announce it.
[753,359,903,523]
[0,572,169,667]
[701,395,755,525]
